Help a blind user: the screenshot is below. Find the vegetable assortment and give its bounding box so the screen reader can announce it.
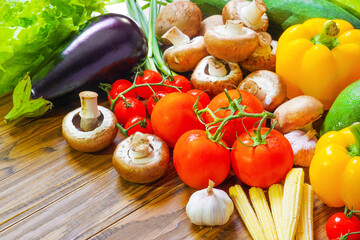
[4,0,360,238]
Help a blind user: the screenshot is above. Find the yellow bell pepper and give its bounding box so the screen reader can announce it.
[276,18,360,110]
[309,123,360,210]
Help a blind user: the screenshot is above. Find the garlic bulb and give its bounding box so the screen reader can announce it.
[284,129,318,167]
[186,180,234,226]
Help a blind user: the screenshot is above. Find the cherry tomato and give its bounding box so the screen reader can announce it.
[151,92,204,148]
[173,129,230,189]
[146,91,169,116]
[124,116,153,136]
[108,79,137,105]
[231,128,293,188]
[135,70,163,99]
[326,212,360,240]
[114,97,146,125]
[162,75,191,93]
[186,89,211,109]
[204,89,264,147]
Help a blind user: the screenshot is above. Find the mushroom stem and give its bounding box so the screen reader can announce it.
[300,123,315,133]
[128,132,154,163]
[79,91,100,132]
[224,20,244,36]
[252,32,272,59]
[241,0,266,25]
[208,58,228,77]
[162,26,190,48]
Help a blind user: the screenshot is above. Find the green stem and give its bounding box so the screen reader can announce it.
[349,123,360,157]
[116,123,128,137]
[311,20,340,50]
[340,231,360,240]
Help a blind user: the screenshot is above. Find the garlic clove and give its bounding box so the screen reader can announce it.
[186,180,234,226]
[284,129,318,167]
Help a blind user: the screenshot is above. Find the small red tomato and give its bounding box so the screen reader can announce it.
[135,70,163,99]
[231,128,293,188]
[151,92,204,148]
[326,212,360,240]
[162,75,191,93]
[124,116,153,136]
[173,129,230,189]
[114,97,146,125]
[146,91,169,116]
[186,89,211,109]
[108,79,137,105]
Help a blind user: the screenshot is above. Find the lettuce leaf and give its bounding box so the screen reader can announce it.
[0,0,107,96]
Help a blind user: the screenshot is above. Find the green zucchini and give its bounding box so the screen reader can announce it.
[191,0,360,39]
[325,0,360,19]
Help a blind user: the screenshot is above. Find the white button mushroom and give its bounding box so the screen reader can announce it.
[62,91,118,152]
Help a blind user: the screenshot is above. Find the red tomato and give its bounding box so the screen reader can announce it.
[135,70,163,99]
[231,128,293,188]
[151,92,204,148]
[108,79,137,105]
[186,89,211,109]
[124,116,153,136]
[146,91,169,116]
[326,212,360,240]
[162,75,191,93]
[114,97,146,125]
[204,89,264,147]
[173,129,230,189]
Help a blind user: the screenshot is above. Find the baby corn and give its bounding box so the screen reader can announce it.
[229,185,266,240]
[269,184,284,240]
[249,187,279,240]
[296,183,314,240]
[282,168,305,240]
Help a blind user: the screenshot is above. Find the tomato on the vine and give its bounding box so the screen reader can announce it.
[114,97,146,125]
[231,128,293,188]
[108,79,137,105]
[135,70,163,99]
[146,91,169,116]
[204,89,265,147]
[151,92,204,148]
[124,116,153,136]
[173,129,230,189]
[162,75,191,93]
[186,89,211,109]
[326,211,360,240]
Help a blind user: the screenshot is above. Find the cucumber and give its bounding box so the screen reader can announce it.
[326,0,360,19]
[191,0,360,40]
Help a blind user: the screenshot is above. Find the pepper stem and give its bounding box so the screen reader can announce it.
[349,123,360,157]
[311,20,340,50]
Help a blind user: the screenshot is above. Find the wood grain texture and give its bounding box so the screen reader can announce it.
[0,92,343,239]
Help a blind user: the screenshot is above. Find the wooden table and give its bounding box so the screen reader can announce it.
[0,91,341,240]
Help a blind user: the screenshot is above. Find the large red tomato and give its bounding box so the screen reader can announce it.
[173,129,230,189]
[326,211,360,240]
[151,92,204,148]
[231,128,294,188]
[204,89,265,147]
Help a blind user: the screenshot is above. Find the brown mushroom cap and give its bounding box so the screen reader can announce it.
[199,15,224,36]
[191,56,243,97]
[112,133,170,184]
[163,36,209,72]
[238,70,286,112]
[62,106,118,152]
[204,21,259,62]
[155,1,202,45]
[271,95,324,134]
[222,0,268,32]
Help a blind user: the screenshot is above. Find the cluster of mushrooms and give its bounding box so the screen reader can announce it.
[61,0,325,186]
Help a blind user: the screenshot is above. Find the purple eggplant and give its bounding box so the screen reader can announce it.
[30,13,147,100]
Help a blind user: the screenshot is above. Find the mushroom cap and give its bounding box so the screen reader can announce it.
[62,106,118,152]
[191,56,243,97]
[163,36,209,72]
[112,134,170,184]
[155,1,202,45]
[222,0,269,32]
[199,15,224,36]
[204,24,259,62]
[238,70,286,112]
[271,95,324,133]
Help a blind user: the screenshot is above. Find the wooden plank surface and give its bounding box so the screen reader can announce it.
[0,92,341,239]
